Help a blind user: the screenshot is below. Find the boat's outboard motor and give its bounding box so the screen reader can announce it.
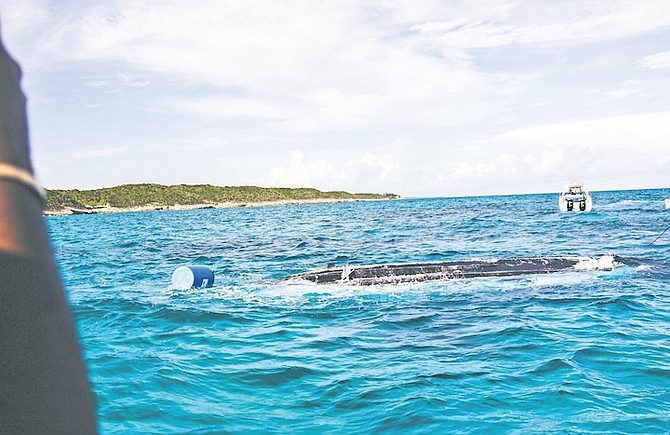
[567,200,574,211]
[579,199,586,211]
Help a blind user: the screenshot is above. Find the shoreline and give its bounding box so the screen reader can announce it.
[43,197,392,216]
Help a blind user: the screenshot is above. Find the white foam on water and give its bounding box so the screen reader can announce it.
[598,200,648,210]
[574,254,615,271]
[528,271,595,287]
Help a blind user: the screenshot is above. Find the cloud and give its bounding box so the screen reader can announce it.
[601,88,645,100]
[0,0,48,41]
[494,112,670,151]
[268,150,400,192]
[71,146,129,159]
[15,1,669,136]
[46,1,670,72]
[4,0,670,195]
[118,73,151,87]
[440,111,670,193]
[407,1,670,48]
[52,1,491,131]
[637,50,670,69]
[162,95,291,121]
[268,151,331,188]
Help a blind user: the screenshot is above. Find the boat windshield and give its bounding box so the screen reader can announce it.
[566,186,586,195]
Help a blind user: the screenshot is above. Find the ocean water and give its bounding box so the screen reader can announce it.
[47,189,670,434]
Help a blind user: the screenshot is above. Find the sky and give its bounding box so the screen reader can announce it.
[0,0,669,197]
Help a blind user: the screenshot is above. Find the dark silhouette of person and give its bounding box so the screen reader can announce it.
[0,25,97,433]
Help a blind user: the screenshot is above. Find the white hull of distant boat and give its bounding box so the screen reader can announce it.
[559,184,592,212]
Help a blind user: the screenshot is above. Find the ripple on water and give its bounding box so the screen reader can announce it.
[47,189,670,433]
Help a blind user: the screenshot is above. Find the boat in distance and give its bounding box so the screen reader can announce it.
[284,256,615,286]
[559,184,592,212]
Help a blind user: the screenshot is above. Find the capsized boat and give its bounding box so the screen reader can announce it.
[284,255,615,285]
[559,184,592,212]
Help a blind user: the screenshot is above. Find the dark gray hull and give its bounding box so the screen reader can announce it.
[285,257,590,285]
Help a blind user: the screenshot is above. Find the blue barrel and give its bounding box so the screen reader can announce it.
[171,265,215,290]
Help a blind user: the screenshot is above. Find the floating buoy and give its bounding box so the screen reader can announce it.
[171,265,215,290]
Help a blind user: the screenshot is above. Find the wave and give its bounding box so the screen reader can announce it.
[599,200,649,210]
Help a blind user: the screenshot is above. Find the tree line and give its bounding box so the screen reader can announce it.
[45,183,399,211]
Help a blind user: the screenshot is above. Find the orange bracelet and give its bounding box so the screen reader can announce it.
[0,162,46,204]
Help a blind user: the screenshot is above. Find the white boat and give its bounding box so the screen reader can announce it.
[559,184,592,212]
[665,199,670,209]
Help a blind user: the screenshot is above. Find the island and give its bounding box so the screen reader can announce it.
[44,183,399,216]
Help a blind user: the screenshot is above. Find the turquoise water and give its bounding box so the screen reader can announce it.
[47,189,670,434]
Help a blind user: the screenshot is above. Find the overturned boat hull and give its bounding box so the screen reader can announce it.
[285,256,614,285]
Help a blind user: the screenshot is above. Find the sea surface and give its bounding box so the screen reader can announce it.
[47,189,670,434]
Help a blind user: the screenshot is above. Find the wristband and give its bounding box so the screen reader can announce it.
[0,162,46,204]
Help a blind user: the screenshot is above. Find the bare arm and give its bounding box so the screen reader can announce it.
[0,30,97,433]
[0,34,52,257]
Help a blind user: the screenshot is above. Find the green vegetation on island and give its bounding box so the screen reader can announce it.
[45,183,399,212]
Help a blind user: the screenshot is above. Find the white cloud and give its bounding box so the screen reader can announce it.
[163,95,291,121]
[601,88,644,100]
[268,150,400,192]
[3,0,670,194]
[85,80,111,88]
[349,153,398,175]
[268,151,334,188]
[440,112,670,194]
[0,0,48,41]
[407,1,670,48]
[18,1,670,133]
[118,73,151,88]
[637,50,670,69]
[71,146,129,159]
[495,112,670,151]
